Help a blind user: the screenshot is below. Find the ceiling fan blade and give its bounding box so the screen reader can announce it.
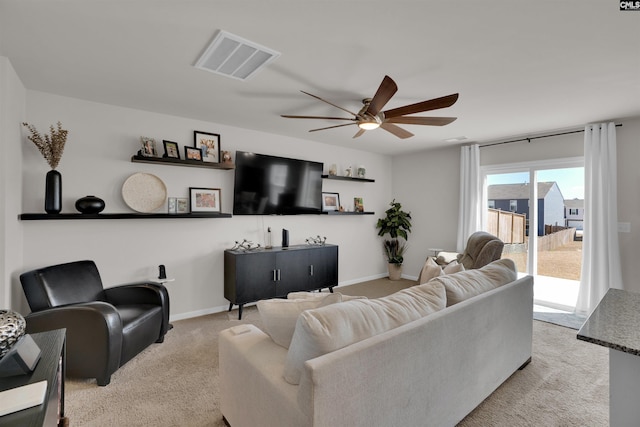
[383,93,459,119]
[380,123,414,139]
[365,75,398,117]
[300,90,358,117]
[385,116,457,126]
[308,123,357,132]
[353,128,366,139]
[281,115,356,121]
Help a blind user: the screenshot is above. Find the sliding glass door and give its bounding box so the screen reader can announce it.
[483,158,584,310]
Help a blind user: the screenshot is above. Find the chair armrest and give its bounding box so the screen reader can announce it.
[25,302,123,382]
[104,282,170,338]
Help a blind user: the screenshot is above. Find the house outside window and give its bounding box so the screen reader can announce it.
[509,200,517,212]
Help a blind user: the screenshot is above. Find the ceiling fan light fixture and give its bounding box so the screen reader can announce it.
[358,121,381,130]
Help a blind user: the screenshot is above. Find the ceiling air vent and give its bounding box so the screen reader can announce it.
[194,30,280,81]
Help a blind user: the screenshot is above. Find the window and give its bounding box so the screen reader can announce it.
[509,200,517,212]
[488,200,495,209]
[569,208,579,215]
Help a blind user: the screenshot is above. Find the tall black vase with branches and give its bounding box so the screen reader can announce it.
[376,200,412,280]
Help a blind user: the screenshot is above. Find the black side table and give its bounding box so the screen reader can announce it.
[0,329,66,427]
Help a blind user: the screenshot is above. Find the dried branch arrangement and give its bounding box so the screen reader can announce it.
[22,121,68,169]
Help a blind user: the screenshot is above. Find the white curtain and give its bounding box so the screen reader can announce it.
[575,122,623,315]
[457,144,481,252]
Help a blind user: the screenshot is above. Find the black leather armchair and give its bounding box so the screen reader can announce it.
[20,260,170,386]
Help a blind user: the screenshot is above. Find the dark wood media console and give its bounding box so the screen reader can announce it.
[224,245,338,319]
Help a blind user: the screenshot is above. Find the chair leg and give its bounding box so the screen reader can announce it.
[97,375,111,386]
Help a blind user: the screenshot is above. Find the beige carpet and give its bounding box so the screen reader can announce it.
[65,278,608,426]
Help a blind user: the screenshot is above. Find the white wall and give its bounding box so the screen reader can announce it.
[391,146,461,280]
[17,91,392,319]
[615,116,640,294]
[0,57,25,309]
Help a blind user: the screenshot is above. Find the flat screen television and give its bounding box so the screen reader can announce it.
[233,151,324,215]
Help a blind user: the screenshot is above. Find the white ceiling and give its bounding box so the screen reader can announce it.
[1,0,639,155]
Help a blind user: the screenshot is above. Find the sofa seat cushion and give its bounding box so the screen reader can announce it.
[257,293,343,348]
[430,258,517,306]
[283,282,446,385]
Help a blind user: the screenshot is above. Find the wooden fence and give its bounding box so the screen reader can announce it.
[486,209,526,244]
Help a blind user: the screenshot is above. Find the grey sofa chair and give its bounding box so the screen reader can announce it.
[20,260,170,386]
[456,231,505,269]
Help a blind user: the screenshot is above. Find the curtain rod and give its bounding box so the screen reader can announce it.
[479,123,623,148]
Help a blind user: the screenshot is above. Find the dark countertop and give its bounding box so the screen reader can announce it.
[577,288,640,356]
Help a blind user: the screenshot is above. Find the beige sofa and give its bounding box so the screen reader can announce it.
[219,260,533,427]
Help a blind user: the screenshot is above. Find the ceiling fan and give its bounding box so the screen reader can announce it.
[281,75,459,139]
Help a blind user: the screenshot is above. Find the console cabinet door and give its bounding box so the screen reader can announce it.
[274,250,310,297]
[307,246,339,289]
[225,251,277,304]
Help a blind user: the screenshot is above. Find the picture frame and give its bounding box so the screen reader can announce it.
[167,197,177,214]
[322,192,340,212]
[163,140,180,159]
[194,131,220,163]
[354,197,364,212]
[176,198,188,214]
[140,136,158,157]
[184,146,202,161]
[189,187,221,213]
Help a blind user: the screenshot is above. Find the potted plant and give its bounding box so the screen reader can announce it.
[376,199,412,280]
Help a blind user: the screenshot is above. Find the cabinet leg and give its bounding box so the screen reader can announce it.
[329,286,334,293]
[238,304,243,320]
[228,302,233,312]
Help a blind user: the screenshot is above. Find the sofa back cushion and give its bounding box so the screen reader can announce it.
[283,282,446,385]
[257,293,343,348]
[430,258,517,306]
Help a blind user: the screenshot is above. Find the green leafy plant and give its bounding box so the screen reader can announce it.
[376,199,412,264]
[383,239,408,264]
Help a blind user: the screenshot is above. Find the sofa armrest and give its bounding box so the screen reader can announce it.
[25,302,123,384]
[104,282,170,338]
[219,325,308,427]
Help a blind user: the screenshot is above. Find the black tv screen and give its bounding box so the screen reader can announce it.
[233,151,323,215]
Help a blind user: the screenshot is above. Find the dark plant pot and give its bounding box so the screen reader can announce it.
[75,195,106,214]
[45,169,62,214]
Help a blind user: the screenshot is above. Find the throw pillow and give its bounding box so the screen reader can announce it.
[257,293,342,348]
[416,257,443,284]
[443,260,465,275]
[283,282,447,385]
[430,258,517,306]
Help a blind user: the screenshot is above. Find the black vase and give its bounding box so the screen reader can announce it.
[45,169,62,214]
[75,195,105,214]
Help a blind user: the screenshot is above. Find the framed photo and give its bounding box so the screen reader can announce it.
[140,136,158,157]
[176,198,188,214]
[194,131,220,163]
[322,192,340,212]
[167,197,177,214]
[163,140,180,159]
[354,197,364,212]
[189,187,221,213]
[184,146,202,161]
